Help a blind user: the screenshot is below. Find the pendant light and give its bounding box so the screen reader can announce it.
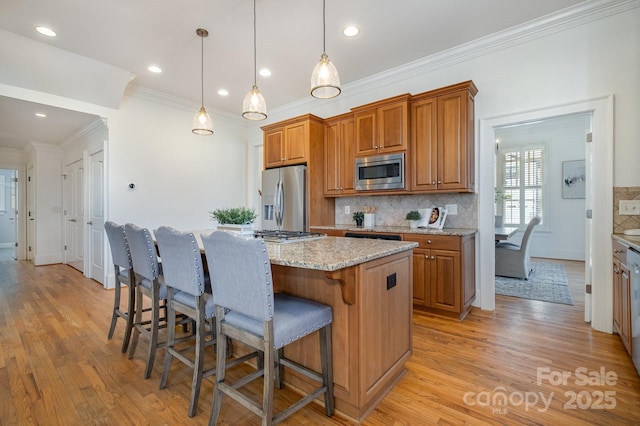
[242,0,267,120]
[310,0,341,99]
[192,28,213,135]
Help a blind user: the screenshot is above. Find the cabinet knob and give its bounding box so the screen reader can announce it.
[431,256,435,260]
[437,180,442,184]
[427,240,432,244]
[431,181,436,185]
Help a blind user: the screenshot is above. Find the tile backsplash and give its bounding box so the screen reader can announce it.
[614,187,640,233]
[335,193,477,228]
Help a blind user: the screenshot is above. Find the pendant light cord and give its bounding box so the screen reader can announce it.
[200,31,205,107]
[322,0,326,54]
[253,0,257,86]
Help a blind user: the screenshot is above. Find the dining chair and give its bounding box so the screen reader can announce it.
[104,221,136,353]
[124,222,168,379]
[202,231,334,425]
[154,226,216,417]
[495,216,542,279]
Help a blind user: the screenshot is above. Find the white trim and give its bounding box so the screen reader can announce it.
[478,96,613,333]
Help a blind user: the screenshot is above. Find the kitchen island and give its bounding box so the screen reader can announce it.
[219,235,418,422]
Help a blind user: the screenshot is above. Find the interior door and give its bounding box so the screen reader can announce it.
[27,165,34,262]
[87,150,104,283]
[63,159,84,271]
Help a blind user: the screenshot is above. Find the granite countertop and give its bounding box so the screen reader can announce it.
[612,234,640,252]
[265,236,417,271]
[311,224,477,237]
[193,231,417,272]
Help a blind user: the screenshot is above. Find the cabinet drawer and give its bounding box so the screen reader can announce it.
[613,239,628,263]
[404,234,459,250]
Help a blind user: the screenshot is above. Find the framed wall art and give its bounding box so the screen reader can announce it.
[562,159,585,199]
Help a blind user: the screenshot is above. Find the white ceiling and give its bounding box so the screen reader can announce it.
[0,0,586,151]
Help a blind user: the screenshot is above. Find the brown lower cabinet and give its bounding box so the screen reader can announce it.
[404,233,476,320]
[613,238,632,355]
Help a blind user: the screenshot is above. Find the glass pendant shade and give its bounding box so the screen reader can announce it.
[310,52,341,99]
[192,106,213,135]
[242,85,267,120]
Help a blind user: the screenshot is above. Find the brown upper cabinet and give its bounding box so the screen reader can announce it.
[410,81,477,192]
[262,115,323,169]
[353,94,410,157]
[324,113,355,196]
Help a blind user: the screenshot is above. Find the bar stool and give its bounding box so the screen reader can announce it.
[124,223,167,379]
[154,226,216,417]
[104,221,136,353]
[202,231,334,425]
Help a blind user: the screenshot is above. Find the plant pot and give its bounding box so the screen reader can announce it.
[217,223,254,235]
[355,219,363,227]
[409,220,419,229]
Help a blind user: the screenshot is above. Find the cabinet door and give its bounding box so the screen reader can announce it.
[620,264,632,355]
[324,122,340,195]
[429,249,460,312]
[355,110,378,156]
[410,97,437,191]
[437,90,470,190]
[412,249,429,306]
[284,121,307,164]
[340,119,356,193]
[264,128,284,168]
[378,101,408,153]
[613,258,622,333]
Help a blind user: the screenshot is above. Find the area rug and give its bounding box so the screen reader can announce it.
[495,262,574,305]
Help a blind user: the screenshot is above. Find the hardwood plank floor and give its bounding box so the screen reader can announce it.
[0,257,639,425]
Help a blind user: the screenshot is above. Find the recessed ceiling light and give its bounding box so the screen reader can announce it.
[148,65,162,73]
[259,68,271,77]
[35,113,47,118]
[36,26,57,37]
[343,26,359,37]
[218,89,229,96]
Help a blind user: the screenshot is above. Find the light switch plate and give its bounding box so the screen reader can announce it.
[344,205,350,215]
[620,200,640,215]
[445,204,458,215]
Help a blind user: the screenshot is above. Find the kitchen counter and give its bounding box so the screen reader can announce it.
[612,233,640,252]
[312,224,477,237]
[265,235,417,271]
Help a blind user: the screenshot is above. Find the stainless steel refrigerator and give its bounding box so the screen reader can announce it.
[261,165,307,231]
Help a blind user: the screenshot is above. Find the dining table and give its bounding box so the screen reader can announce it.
[495,226,518,241]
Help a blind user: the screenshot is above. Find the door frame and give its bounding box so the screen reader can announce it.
[478,96,614,332]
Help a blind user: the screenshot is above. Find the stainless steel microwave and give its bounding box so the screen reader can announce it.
[355,153,404,191]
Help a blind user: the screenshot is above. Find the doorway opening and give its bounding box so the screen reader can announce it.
[0,168,18,261]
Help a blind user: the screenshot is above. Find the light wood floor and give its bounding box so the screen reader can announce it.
[1,257,639,425]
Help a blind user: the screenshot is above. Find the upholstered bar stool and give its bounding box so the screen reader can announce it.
[104,221,136,353]
[154,226,216,417]
[124,223,167,379]
[202,231,334,426]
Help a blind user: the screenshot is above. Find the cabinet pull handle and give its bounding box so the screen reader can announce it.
[427,240,432,244]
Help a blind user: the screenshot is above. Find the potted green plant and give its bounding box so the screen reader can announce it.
[353,211,364,227]
[405,210,421,228]
[210,207,257,234]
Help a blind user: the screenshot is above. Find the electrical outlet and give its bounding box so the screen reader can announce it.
[620,200,640,215]
[445,204,457,215]
[344,205,350,215]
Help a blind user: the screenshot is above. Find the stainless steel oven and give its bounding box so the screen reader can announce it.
[355,153,404,191]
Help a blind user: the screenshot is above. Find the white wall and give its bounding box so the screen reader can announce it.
[105,91,249,232]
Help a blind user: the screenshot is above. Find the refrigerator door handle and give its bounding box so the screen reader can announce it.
[275,180,283,228]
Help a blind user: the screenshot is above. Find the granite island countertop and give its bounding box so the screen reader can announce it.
[311,224,477,237]
[264,236,417,271]
[192,231,417,272]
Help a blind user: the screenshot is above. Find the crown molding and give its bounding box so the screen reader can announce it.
[124,84,245,127]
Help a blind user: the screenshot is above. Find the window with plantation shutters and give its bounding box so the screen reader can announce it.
[497,145,545,228]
